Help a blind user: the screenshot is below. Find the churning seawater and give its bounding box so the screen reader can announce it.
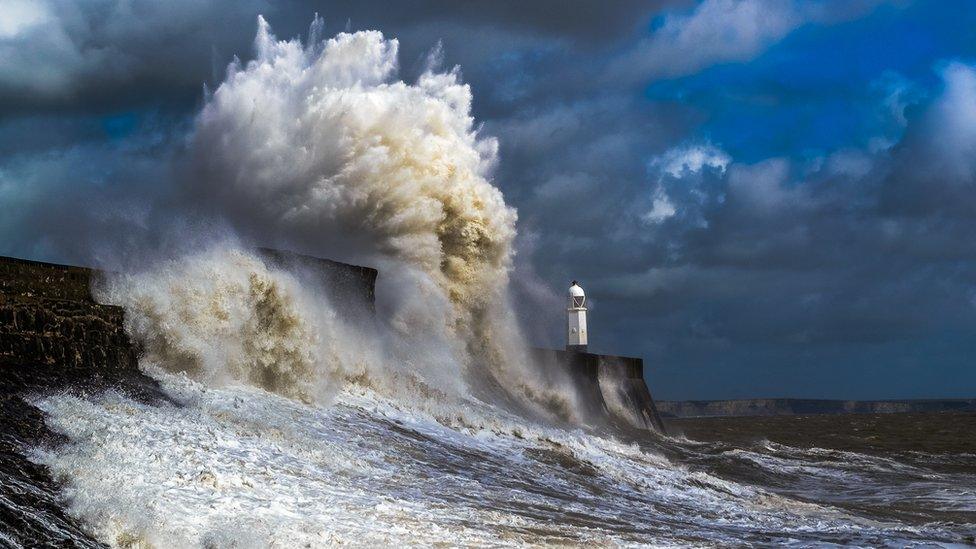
[2,16,973,548]
[9,370,972,547]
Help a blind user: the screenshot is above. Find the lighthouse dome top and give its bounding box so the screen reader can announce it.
[569,280,585,297]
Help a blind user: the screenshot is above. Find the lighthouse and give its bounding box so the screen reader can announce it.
[567,280,588,352]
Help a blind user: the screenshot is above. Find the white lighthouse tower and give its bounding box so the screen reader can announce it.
[567,280,588,352]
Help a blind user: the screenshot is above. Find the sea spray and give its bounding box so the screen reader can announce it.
[179,16,577,417]
[95,245,460,408]
[95,243,584,431]
[95,247,356,403]
[10,14,976,549]
[190,17,515,341]
[34,372,970,547]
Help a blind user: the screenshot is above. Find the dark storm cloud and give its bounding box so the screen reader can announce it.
[0,0,272,114]
[535,59,976,399]
[0,109,200,267]
[3,0,975,400]
[277,0,683,42]
[0,0,685,116]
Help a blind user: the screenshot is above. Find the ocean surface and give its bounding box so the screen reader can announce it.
[4,13,973,547]
[1,370,973,547]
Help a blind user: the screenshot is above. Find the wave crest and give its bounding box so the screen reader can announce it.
[191,16,516,347]
[97,248,345,402]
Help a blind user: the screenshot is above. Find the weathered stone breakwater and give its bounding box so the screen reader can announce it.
[0,257,149,548]
[532,348,666,433]
[0,251,669,545]
[0,251,380,384]
[0,277,137,381]
[0,255,154,399]
[1,254,974,547]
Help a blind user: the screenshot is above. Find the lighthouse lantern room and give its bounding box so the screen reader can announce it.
[567,280,588,352]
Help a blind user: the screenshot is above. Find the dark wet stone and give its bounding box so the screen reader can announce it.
[0,255,162,547]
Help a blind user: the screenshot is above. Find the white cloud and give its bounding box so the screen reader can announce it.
[0,0,51,38]
[651,143,731,178]
[609,0,891,83]
[644,192,678,223]
[920,61,976,180]
[0,0,95,97]
[824,149,874,179]
[727,157,794,213]
[643,143,730,224]
[0,0,269,103]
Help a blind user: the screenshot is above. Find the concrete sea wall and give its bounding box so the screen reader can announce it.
[0,251,379,382]
[0,256,137,379]
[0,251,380,546]
[532,348,667,434]
[257,248,378,313]
[0,253,667,435]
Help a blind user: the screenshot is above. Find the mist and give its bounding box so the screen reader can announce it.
[78,16,588,426]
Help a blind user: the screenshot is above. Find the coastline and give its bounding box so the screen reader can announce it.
[656,398,976,418]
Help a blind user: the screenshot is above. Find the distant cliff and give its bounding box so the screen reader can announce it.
[656,398,976,418]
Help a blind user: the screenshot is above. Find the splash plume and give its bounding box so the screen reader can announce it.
[93,16,576,415]
[97,248,350,403]
[190,16,517,351]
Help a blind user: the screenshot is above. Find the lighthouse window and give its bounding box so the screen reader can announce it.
[570,327,578,333]
[573,296,585,308]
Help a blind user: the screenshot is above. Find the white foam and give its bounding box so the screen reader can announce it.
[26,14,970,547]
[32,371,958,547]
